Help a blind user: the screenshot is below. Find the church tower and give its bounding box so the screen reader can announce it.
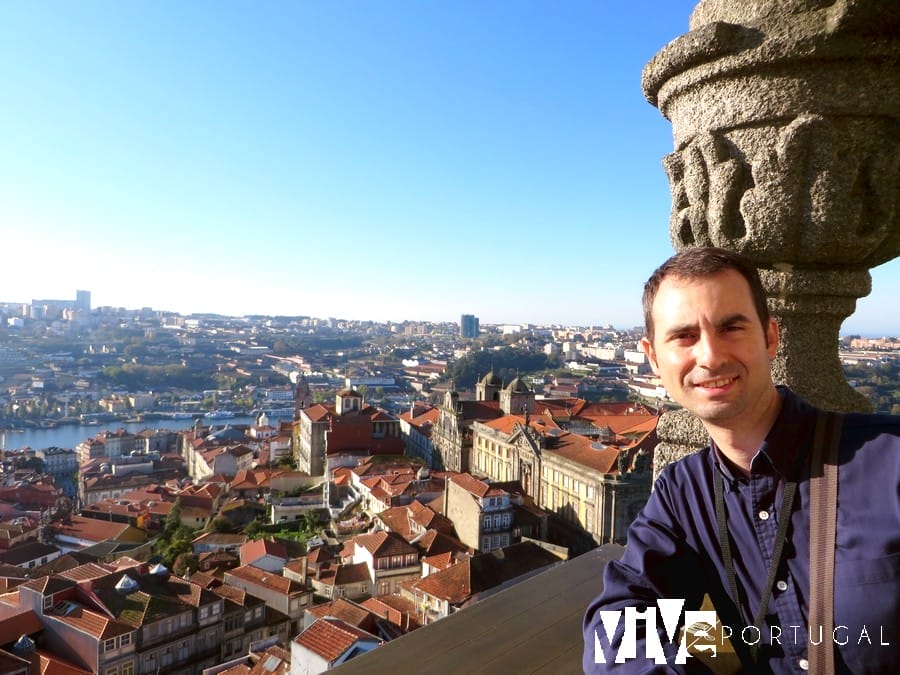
[475,371,503,402]
[294,374,313,419]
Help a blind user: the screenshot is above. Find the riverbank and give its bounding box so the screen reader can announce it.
[1,411,292,452]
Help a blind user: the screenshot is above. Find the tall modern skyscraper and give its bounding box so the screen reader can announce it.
[460,314,479,339]
[76,290,91,312]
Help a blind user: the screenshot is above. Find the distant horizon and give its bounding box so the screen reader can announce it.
[5,290,898,339]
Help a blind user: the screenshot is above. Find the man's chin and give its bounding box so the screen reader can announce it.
[689,400,742,424]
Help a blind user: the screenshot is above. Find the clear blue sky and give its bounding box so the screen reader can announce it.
[1,1,896,335]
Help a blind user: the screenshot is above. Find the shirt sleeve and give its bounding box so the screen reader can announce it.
[582,470,711,673]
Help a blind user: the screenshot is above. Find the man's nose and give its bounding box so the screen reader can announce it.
[695,332,726,368]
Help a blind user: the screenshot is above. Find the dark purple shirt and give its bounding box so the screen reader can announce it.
[583,388,900,674]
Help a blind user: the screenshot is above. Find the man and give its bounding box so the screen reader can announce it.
[583,247,899,674]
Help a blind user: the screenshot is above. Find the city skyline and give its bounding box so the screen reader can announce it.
[2,2,897,335]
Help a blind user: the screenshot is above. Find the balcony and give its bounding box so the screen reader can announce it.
[333,544,623,673]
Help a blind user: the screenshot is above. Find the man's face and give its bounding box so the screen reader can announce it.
[640,270,778,428]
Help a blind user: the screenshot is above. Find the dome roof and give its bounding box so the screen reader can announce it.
[505,377,530,393]
[480,371,503,386]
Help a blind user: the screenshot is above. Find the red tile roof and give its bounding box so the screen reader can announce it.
[225,565,307,596]
[51,603,135,640]
[410,529,468,557]
[307,598,377,632]
[447,473,505,499]
[351,531,418,558]
[303,404,334,423]
[51,516,144,544]
[30,649,94,675]
[0,609,42,645]
[547,433,621,474]
[294,618,380,662]
[360,595,421,630]
[239,538,288,566]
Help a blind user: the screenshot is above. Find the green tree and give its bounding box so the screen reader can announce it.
[245,518,264,539]
[173,552,199,577]
[163,498,183,539]
[163,524,196,566]
[207,515,233,533]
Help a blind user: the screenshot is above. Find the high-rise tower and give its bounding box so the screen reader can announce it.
[460,314,479,339]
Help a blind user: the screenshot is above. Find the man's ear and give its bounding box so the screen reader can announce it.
[766,318,779,360]
[640,337,660,375]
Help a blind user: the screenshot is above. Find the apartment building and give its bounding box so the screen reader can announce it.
[188,571,269,661]
[442,473,514,552]
[342,530,420,596]
[35,446,77,476]
[223,564,313,635]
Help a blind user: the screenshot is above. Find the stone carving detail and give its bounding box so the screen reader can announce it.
[665,115,900,265]
[664,132,747,249]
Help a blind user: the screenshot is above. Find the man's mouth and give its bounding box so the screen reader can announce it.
[694,376,736,388]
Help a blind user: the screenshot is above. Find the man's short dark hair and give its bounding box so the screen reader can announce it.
[642,247,770,342]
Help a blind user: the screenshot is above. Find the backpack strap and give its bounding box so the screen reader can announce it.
[807,411,842,674]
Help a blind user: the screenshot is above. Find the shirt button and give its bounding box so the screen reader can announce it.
[799,658,809,670]
[776,580,788,592]
[758,510,770,521]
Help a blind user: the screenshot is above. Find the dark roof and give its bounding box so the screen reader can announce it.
[0,542,59,566]
[412,542,561,604]
[505,377,530,393]
[480,372,503,386]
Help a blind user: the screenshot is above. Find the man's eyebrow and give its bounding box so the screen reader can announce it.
[716,313,753,328]
[662,314,753,338]
[662,322,697,338]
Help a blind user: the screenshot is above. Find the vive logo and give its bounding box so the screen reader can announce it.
[593,599,718,664]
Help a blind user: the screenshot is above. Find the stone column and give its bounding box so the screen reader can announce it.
[642,0,900,474]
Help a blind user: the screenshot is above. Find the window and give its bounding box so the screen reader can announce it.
[104,667,118,675]
[120,633,131,647]
[211,603,221,615]
[104,638,116,652]
[199,606,209,619]
[43,596,53,611]
[122,664,134,675]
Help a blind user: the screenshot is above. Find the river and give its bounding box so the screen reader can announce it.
[0,414,290,451]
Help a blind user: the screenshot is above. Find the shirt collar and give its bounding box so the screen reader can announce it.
[710,386,817,481]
